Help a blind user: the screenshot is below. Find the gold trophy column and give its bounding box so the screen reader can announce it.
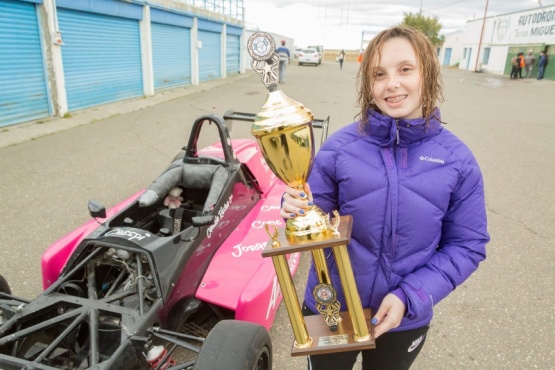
[248,31,374,356]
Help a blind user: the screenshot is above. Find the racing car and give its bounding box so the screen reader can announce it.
[0,111,328,370]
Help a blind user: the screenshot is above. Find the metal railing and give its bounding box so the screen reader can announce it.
[175,0,244,20]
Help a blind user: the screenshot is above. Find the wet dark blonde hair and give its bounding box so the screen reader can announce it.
[356,25,444,127]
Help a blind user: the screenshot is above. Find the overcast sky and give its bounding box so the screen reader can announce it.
[242,0,554,50]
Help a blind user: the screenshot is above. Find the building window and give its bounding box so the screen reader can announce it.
[463,48,467,59]
[483,47,491,64]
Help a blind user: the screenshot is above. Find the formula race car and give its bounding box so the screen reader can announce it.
[0,112,328,370]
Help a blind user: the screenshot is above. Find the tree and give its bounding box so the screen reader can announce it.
[401,12,445,46]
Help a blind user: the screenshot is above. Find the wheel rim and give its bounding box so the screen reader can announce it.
[255,346,271,370]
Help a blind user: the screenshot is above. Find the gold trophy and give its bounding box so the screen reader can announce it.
[247,32,375,356]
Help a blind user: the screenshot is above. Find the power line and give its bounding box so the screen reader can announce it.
[428,0,467,10]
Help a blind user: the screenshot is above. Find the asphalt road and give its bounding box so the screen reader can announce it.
[0,60,553,370]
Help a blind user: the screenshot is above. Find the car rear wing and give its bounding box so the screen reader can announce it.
[223,109,330,147]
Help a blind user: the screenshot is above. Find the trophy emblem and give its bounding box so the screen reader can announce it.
[247,32,375,356]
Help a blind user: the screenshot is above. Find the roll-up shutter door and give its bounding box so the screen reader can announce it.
[226,34,240,76]
[198,30,221,82]
[152,23,191,90]
[58,9,142,111]
[0,0,50,127]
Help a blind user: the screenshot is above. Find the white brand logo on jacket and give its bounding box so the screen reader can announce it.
[419,155,444,164]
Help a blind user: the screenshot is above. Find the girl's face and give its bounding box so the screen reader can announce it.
[371,37,423,120]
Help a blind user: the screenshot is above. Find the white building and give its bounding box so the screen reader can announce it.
[450,4,555,77]
[438,30,465,67]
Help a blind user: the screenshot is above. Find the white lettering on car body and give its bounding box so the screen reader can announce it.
[231,241,268,257]
[104,228,149,241]
[251,219,283,229]
[261,205,281,212]
[207,194,233,238]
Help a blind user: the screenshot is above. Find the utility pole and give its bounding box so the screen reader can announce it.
[474,0,489,72]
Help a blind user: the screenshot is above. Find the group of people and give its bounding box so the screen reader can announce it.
[511,49,549,80]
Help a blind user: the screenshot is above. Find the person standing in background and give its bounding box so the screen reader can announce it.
[338,49,346,70]
[510,54,519,80]
[524,50,536,78]
[537,51,548,80]
[276,40,290,84]
[517,52,525,78]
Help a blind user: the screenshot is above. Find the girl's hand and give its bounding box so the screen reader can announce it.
[280,183,313,219]
[371,293,406,338]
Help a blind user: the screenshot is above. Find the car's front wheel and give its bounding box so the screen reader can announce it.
[0,274,11,295]
[194,320,272,370]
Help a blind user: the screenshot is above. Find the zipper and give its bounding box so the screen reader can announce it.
[395,119,400,145]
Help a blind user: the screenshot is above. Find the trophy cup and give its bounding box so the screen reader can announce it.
[247,32,375,356]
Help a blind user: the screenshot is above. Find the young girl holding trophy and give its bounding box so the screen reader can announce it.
[280,26,489,369]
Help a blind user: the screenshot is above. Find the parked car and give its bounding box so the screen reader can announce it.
[294,48,302,58]
[0,111,329,370]
[298,48,321,66]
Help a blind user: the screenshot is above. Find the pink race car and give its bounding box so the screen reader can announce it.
[0,112,328,370]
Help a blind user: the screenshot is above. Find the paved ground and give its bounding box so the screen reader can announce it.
[0,60,553,369]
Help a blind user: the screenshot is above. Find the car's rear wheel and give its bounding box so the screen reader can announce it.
[194,320,272,370]
[0,274,11,295]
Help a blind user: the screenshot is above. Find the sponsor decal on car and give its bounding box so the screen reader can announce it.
[261,205,281,212]
[207,194,233,238]
[232,242,268,257]
[251,219,283,229]
[104,228,151,241]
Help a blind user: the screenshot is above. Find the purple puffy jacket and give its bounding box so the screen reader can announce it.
[304,108,489,331]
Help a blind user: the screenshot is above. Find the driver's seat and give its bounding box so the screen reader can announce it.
[138,160,229,215]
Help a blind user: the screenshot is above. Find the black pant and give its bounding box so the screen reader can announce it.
[510,66,519,79]
[303,304,429,370]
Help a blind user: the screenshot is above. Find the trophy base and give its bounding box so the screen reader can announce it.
[290,308,375,357]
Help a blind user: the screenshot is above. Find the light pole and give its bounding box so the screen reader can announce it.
[474,0,489,72]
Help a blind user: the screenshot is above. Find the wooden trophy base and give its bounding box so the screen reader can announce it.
[290,308,375,356]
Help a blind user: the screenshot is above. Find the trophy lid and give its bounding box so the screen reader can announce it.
[246,31,313,137]
[251,90,314,137]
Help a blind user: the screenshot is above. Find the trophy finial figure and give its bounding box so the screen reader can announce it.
[247,32,280,91]
[264,223,281,248]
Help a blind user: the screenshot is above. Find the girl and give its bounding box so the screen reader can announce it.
[281,26,489,370]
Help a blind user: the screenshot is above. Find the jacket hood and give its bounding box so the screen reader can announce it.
[364,108,443,147]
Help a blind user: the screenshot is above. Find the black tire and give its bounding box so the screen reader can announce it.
[194,320,272,370]
[0,274,11,295]
[299,62,302,66]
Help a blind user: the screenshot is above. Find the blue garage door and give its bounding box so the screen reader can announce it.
[443,48,452,66]
[58,9,143,111]
[198,23,221,82]
[226,34,240,76]
[0,0,50,127]
[152,23,192,90]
